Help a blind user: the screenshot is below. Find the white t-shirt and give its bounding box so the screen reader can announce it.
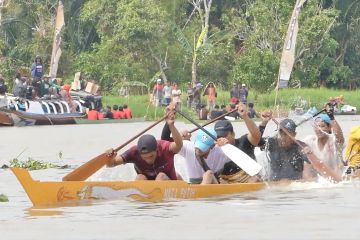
[302,134,343,175]
[177,140,231,181]
[163,85,172,98]
[172,89,182,103]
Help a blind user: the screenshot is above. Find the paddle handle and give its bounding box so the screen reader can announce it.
[189,108,238,133]
[114,115,167,152]
[176,110,217,140]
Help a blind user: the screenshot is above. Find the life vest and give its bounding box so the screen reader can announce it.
[346,126,360,168]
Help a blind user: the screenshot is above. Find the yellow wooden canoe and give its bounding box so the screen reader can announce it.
[11,168,266,207]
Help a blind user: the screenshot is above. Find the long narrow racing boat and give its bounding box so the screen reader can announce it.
[11,168,266,206]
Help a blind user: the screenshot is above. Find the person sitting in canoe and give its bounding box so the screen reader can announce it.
[177,127,232,184]
[214,105,272,183]
[302,105,345,178]
[105,106,183,180]
[261,118,341,182]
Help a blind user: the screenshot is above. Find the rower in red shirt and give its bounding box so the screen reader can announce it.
[112,105,122,119]
[87,107,100,120]
[106,105,182,180]
[123,104,132,119]
[117,106,126,119]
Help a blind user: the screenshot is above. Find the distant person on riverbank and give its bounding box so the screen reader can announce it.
[210,105,222,120]
[247,103,259,119]
[0,74,7,95]
[13,73,27,97]
[60,84,77,112]
[199,104,208,120]
[87,106,100,120]
[230,83,240,104]
[106,106,183,180]
[31,56,43,97]
[186,82,194,108]
[239,83,248,105]
[192,83,203,111]
[163,82,172,106]
[123,104,132,119]
[203,82,217,111]
[152,79,163,107]
[171,83,182,111]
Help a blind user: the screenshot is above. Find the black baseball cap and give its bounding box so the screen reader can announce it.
[279,118,297,133]
[214,120,234,137]
[137,135,158,154]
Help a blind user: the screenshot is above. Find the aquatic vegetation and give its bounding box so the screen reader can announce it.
[10,158,69,171]
[0,194,9,202]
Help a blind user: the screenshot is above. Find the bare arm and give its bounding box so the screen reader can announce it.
[331,119,344,146]
[106,150,125,167]
[238,103,261,146]
[166,104,183,154]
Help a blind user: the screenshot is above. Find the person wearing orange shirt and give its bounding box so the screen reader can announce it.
[87,106,100,120]
[123,104,132,119]
[117,106,126,119]
[112,105,122,119]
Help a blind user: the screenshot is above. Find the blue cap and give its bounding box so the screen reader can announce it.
[194,128,217,152]
[316,114,331,124]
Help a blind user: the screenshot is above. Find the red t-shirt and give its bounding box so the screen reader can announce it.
[123,108,132,119]
[118,110,126,119]
[121,140,176,180]
[87,110,99,120]
[112,110,124,119]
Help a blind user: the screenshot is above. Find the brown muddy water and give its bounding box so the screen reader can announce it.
[0,115,360,240]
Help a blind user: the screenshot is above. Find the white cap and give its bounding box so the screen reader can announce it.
[157,79,161,83]
[242,83,246,87]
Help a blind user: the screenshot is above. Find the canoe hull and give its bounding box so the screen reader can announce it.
[11,168,266,207]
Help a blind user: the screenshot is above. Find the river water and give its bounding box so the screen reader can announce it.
[0,115,360,240]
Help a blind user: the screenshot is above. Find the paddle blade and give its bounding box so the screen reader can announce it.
[62,153,111,181]
[221,144,262,176]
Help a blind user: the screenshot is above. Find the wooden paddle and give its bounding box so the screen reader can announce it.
[62,115,167,181]
[176,110,262,176]
[271,118,341,182]
[188,108,238,133]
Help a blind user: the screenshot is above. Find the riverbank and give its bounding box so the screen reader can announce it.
[102,88,360,119]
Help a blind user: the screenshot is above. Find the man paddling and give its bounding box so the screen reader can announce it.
[262,118,341,182]
[106,106,183,180]
[214,104,268,183]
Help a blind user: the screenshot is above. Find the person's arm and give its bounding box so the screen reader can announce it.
[238,103,261,146]
[106,149,126,167]
[325,104,345,146]
[166,104,183,154]
[161,122,173,142]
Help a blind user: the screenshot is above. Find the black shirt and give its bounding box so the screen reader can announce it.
[222,134,256,175]
[266,137,309,181]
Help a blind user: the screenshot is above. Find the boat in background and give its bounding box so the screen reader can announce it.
[0,95,86,126]
[11,167,266,206]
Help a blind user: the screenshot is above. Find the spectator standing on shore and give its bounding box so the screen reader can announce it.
[171,83,182,111]
[31,56,43,97]
[239,83,248,105]
[186,82,194,108]
[203,82,217,111]
[247,103,260,119]
[230,83,240,104]
[163,82,172,106]
[0,74,7,95]
[192,83,203,111]
[152,79,163,107]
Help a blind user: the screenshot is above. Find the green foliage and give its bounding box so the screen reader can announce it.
[0,0,359,92]
[9,158,69,170]
[0,194,9,202]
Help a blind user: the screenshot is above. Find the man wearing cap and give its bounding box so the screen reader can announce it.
[263,118,341,181]
[302,104,345,178]
[177,127,231,184]
[106,107,183,180]
[214,104,267,183]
